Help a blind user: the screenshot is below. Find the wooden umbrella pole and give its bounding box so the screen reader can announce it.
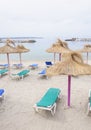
[68,75,71,106]
[59,53,61,61]
[87,52,88,64]
[54,53,56,64]
[19,53,22,64]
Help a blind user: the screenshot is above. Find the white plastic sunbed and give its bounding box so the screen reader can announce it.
[12,63,23,69]
[0,69,8,77]
[10,69,30,80]
[29,64,38,69]
[38,69,48,79]
[33,88,61,116]
[0,64,9,69]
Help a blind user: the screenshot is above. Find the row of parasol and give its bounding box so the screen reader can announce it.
[1,38,91,107]
[0,39,30,74]
[46,39,91,107]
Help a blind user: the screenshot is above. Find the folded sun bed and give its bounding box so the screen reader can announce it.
[12,63,23,69]
[33,88,61,115]
[0,64,9,69]
[10,69,30,80]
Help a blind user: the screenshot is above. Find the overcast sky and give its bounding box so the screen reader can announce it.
[0,0,91,38]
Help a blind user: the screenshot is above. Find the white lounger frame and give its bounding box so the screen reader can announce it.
[12,64,23,69]
[10,72,30,80]
[10,74,20,80]
[33,92,62,116]
[10,74,26,80]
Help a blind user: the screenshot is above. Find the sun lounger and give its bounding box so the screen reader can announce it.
[33,88,61,115]
[0,69,8,77]
[29,64,38,69]
[10,69,30,80]
[45,61,53,68]
[0,64,9,69]
[87,89,91,115]
[12,63,23,69]
[38,69,48,79]
[0,89,4,99]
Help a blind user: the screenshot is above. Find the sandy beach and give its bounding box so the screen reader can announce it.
[0,60,91,130]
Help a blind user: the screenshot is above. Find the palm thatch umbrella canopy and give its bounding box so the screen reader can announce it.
[6,38,15,46]
[0,44,18,54]
[46,52,91,106]
[46,39,70,53]
[76,44,91,63]
[0,43,19,74]
[16,45,30,52]
[16,45,30,64]
[46,39,72,62]
[0,43,30,74]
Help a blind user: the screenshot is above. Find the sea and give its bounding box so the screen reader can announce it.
[0,37,91,61]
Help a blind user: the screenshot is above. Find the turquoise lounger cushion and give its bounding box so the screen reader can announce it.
[0,69,8,74]
[37,88,60,107]
[17,70,30,76]
[0,89,4,96]
[89,91,91,107]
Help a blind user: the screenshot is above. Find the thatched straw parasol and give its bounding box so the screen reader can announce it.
[0,43,18,74]
[46,39,72,62]
[0,43,30,74]
[46,52,91,106]
[76,44,91,63]
[6,38,15,46]
[16,45,30,64]
[16,45,29,52]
